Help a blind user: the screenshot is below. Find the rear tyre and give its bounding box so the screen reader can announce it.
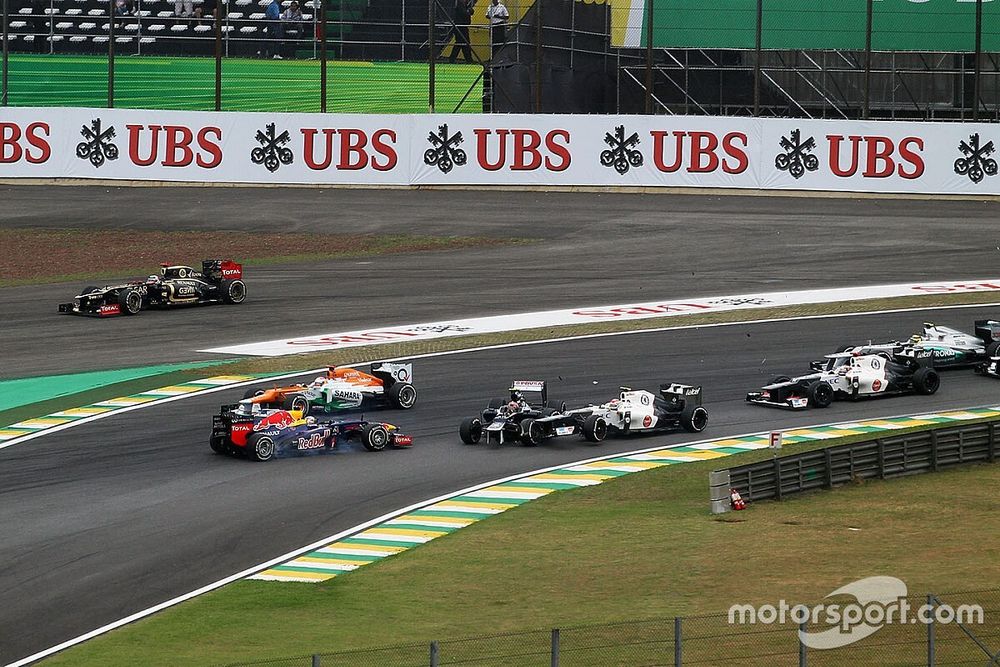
[459,417,483,444]
[987,341,1000,358]
[222,279,247,304]
[807,381,834,408]
[246,435,275,462]
[388,382,417,409]
[361,424,390,451]
[545,400,567,413]
[519,419,543,446]
[913,368,940,395]
[210,437,226,454]
[680,404,709,433]
[282,393,310,417]
[118,288,143,315]
[582,415,608,442]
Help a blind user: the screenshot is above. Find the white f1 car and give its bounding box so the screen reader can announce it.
[749,349,940,410]
[528,383,709,444]
[815,321,1000,370]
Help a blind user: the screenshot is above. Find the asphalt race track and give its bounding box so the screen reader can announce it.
[3,185,1000,378]
[3,186,1000,664]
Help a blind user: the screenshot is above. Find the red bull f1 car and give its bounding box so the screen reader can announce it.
[748,348,939,410]
[59,259,246,317]
[211,400,413,462]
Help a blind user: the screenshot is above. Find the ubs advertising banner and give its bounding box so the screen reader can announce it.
[3,106,1000,195]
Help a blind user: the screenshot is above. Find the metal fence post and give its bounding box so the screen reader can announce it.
[644,0,653,114]
[534,0,542,112]
[429,640,439,667]
[107,0,115,107]
[674,616,682,666]
[1,0,8,107]
[863,0,872,119]
[214,0,222,111]
[320,0,328,112]
[974,0,982,121]
[752,0,761,116]
[927,594,936,666]
[551,628,559,667]
[799,621,807,667]
[428,0,435,112]
[311,654,321,667]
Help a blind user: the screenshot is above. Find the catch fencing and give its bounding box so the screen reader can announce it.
[220,589,1000,666]
[4,0,1000,117]
[714,420,999,507]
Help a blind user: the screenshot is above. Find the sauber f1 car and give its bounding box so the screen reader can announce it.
[529,383,710,444]
[459,380,566,446]
[211,400,413,461]
[748,349,940,410]
[58,259,246,317]
[813,321,1000,370]
[242,363,416,416]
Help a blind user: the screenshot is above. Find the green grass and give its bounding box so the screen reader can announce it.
[6,54,483,113]
[41,426,1000,666]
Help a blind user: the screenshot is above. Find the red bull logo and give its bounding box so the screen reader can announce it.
[254,410,295,432]
[296,430,330,450]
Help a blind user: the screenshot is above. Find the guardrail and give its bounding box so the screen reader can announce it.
[711,420,999,513]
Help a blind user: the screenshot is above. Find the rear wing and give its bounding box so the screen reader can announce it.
[659,383,703,405]
[511,380,547,404]
[202,259,243,281]
[974,320,1000,344]
[371,362,413,386]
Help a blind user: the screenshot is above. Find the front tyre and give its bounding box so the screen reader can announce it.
[388,382,417,409]
[459,417,483,444]
[222,279,247,304]
[680,404,709,433]
[582,415,608,442]
[283,393,311,417]
[520,419,543,446]
[807,381,834,408]
[118,288,143,315]
[361,424,390,451]
[247,435,275,462]
[912,368,940,395]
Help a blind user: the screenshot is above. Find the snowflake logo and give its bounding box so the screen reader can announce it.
[423,124,467,174]
[955,133,998,184]
[75,119,119,169]
[409,324,473,333]
[709,297,773,307]
[774,129,819,179]
[251,123,294,173]
[600,125,642,175]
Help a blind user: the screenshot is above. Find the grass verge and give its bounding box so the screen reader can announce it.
[40,422,1000,666]
[4,289,1000,429]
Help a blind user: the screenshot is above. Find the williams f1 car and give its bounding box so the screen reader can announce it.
[210,400,413,461]
[58,259,246,317]
[459,380,566,446]
[242,363,416,416]
[530,383,710,443]
[748,349,940,410]
[813,321,1000,370]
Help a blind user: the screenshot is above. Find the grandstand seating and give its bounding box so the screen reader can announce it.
[4,0,315,56]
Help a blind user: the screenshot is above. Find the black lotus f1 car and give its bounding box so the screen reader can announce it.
[58,259,246,317]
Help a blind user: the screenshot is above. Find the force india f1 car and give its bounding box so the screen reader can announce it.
[459,380,566,446]
[242,363,416,416]
[211,400,413,462]
[748,349,940,410]
[814,321,1000,370]
[58,260,247,317]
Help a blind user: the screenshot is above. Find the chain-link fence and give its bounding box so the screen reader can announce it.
[3,0,1000,116]
[219,588,1000,666]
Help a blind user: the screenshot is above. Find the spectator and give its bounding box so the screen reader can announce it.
[280,1,304,58]
[447,0,475,64]
[486,0,508,56]
[263,0,281,58]
[175,0,193,17]
[114,0,135,16]
[196,0,221,24]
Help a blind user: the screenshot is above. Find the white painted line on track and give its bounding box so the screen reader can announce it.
[13,400,1000,667]
[199,279,1000,356]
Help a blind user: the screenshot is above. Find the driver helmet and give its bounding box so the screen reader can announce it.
[507,401,520,413]
[306,416,317,425]
[908,334,922,345]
